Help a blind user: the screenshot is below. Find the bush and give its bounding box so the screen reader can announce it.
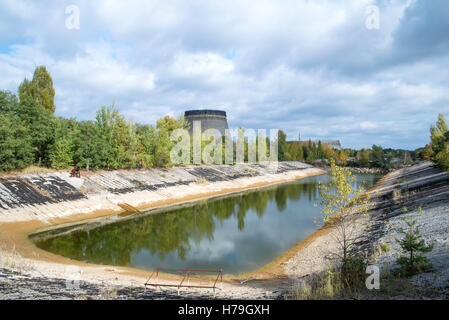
[341,256,367,289]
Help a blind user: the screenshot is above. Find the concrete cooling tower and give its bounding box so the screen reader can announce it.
[184,109,229,136]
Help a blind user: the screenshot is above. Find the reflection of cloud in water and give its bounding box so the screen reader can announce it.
[38,174,382,274]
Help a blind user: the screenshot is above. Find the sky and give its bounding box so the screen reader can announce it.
[0,0,448,150]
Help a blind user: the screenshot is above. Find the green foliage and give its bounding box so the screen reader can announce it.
[19,66,55,114]
[0,111,34,171]
[278,130,287,160]
[317,160,370,269]
[49,137,73,169]
[429,114,449,171]
[340,256,367,289]
[380,242,391,253]
[371,144,384,167]
[287,258,367,300]
[394,216,433,277]
[0,66,188,172]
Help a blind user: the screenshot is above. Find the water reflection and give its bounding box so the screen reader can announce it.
[34,174,381,274]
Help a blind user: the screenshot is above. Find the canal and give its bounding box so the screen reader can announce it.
[33,173,381,274]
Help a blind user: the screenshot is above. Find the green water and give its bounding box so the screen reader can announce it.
[34,173,381,274]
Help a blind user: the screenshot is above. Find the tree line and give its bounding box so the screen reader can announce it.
[278,132,418,169]
[0,66,189,172]
[0,65,433,173]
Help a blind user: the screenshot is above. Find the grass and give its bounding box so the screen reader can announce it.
[0,165,56,176]
[0,244,36,274]
[285,257,368,300]
[380,242,392,253]
[196,178,208,184]
[285,263,440,300]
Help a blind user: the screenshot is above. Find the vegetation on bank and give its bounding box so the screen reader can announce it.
[279,134,419,170]
[394,216,434,277]
[288,161,437,300]
[286,161,371,299]
[0,66,190,172]
[419,113,449,171]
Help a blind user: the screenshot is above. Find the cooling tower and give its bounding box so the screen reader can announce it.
[184,109,229,136]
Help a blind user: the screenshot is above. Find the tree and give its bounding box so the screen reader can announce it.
[94,105,137,169]
[0,90,19,113]
[19,66,56,114]
[359,148,371,167]
[278,130,287,161]
[289,141,303,161]
[317,160,370,271]
[324,146,335,162]
[157,115,179,132]
[317,140,324,159]
[16,83,55,165]
[48,118,80,169]
[395,217,433,276]
[0,112,34,171]
[429,114,449,170]
[49,137,73,169]
[371,144,384,167]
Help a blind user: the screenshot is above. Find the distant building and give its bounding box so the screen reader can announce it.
[184,109,229,136]
[299,140,342,150]
[320,140,342,150]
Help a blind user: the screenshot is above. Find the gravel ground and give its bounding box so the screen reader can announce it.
[0,267,286,300]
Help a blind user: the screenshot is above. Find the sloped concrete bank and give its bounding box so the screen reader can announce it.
[283,161,449,299]
[0,162,322,224]
[0,162,325,299]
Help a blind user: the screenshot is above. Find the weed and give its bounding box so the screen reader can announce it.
[380,242,391,253]
[196,178,208,184]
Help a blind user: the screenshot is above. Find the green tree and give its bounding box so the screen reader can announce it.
[278,130,287,161]
[49,137,73,169]
[15,89,54,165]
[0,112,34,171]
[317,140,324,159]
[317,160,370,269]
[430,114,449,170]
[19,66,56,114]
[359,148,371,167]
[94,105,137,169]
[48,118,80,169]
[371,144,384,167]
[395,216,433,276]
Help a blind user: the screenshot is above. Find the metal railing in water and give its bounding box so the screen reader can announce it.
[144,268,223,296]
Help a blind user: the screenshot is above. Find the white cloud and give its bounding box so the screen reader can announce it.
[0,0,448,149]
[54,44,156,94]
[171,52,234,77]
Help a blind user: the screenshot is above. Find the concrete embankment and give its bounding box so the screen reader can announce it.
[362,162,449,295]
[0,161,324,300]
[284,161,449,298]
[0,162,323,224]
